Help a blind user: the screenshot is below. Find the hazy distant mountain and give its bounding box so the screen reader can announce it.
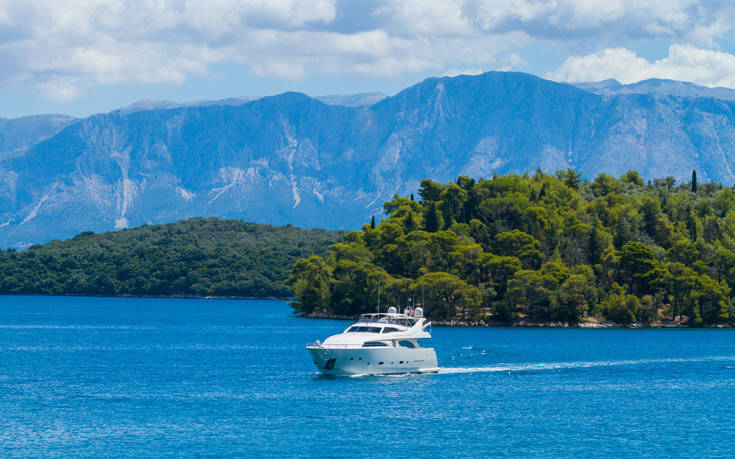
[115,92,386,115]
[3,71,735,247]
[0,114,76,159]
[114,100,184,114]
[114,97,261,114]
[574,78,735,102]
[315,93,387,107]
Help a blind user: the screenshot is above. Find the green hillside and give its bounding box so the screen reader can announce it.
[289,170,735,326]
[0,217,345,298]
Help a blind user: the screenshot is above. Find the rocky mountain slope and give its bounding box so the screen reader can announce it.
[0,114,76,160]
[2,71,735,247]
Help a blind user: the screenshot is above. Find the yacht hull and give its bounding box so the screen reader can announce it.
[307,346,439,375]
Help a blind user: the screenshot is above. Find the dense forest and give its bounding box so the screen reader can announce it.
[0,218,344,298]
[288,170,735,326]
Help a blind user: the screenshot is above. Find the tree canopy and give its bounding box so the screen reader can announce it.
[289,170,735,326]
[0,217,345,298]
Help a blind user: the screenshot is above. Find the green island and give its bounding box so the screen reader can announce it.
[288,170,735,327]
[0,218,345,298]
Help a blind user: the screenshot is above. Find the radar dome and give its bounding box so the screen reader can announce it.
[387,306,397,314]
[414,307,424,318]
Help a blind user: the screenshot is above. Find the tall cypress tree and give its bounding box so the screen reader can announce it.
[589,225,601,265]
[370,215,376,229]
[691,170,697,193]
[404,211,417,232]
[686,206,697,240]
[425,203,442,232]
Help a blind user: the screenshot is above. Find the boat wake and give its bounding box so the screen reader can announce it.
[315,356,735,379]
[438,355,735,375]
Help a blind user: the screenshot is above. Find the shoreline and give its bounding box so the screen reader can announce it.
[299,311,734,329]
[0,292,294,301]
[2,293,731,328]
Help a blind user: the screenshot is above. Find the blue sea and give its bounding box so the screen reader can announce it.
[2,296,735,457]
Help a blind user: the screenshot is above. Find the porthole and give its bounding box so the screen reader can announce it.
[379,362,384,365]
[350,357,354,360]
[399,361,404,364]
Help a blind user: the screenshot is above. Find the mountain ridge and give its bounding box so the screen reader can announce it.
[3,71,735,248]
[573,78,735,101]
[0,114,77,160]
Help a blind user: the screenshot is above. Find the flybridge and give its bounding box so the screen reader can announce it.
[357,313,419,328]
[358,306,425,327]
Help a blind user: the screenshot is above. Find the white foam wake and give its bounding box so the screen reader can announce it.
[438,355,735,375]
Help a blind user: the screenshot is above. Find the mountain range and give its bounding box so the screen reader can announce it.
[2,71,735,248]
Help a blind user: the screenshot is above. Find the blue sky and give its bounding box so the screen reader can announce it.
[2,0,735,119]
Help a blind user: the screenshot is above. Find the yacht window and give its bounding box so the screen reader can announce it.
[348,326,383,333]
[398,340,416,348]
[362,341,388,347]
[382,327,400,333]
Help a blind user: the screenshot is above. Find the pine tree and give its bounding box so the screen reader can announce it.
[404,211,417,232]
[686,206,697,241]
[588,226,600,265]
[424,203,442,232]
[692,170,697,193]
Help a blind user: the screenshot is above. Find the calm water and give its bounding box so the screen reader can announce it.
[1,296,735,457]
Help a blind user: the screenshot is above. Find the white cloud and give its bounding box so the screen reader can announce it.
[470,0,709,38]
[38,80,81,102]
[251,60,306,79]
[0,0,734,101]
[504,53,527,70]
[548,44,735,88]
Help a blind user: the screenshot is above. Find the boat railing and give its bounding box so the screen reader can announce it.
[357,316,418,327]
[307,343,365,349]
[357,317,401,325]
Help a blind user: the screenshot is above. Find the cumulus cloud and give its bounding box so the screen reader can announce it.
[1,0,735,101]
[548,45,735,88]
[468,0,727,40]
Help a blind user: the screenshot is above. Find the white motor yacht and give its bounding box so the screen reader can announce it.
[307,307,439,375]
